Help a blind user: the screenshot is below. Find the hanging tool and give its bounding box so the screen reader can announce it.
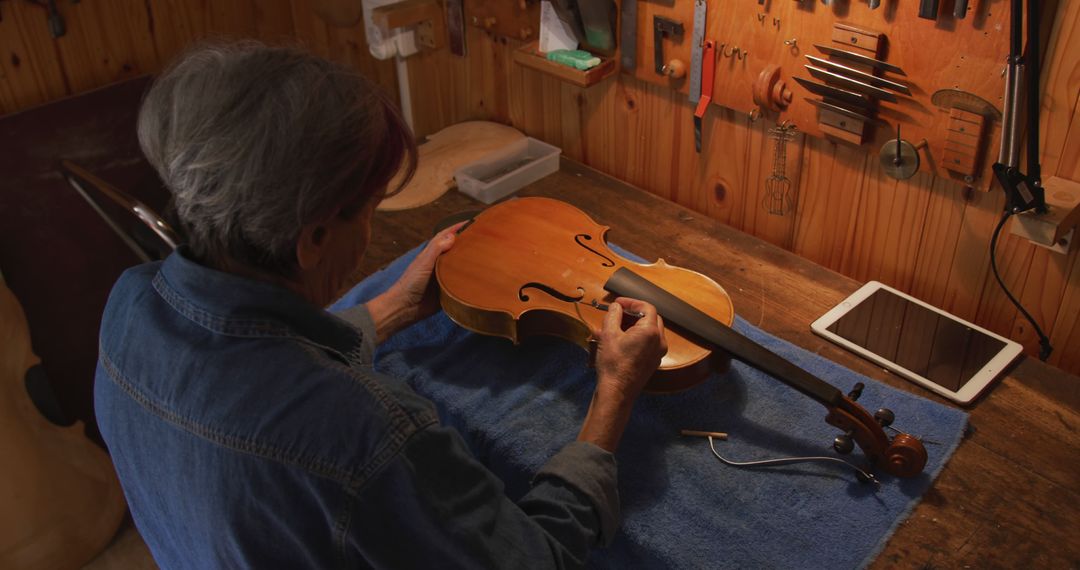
[653,16,685,76]
[931,89,1002,120]
[805,98,880,123]
[919,0,940,19]
[932,90,1001,184]
[813,45,906,75]
[794,77,870,108]
[805,56,912,95]
[694,40,717,153]
[446,0,466,56]
[954,0,969,18]
[764,122,798,215]
[689,0,708,105]
[805,66,899,102]
[879,125,926,180]
[620,0,638,70]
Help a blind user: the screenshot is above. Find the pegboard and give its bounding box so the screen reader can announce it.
[614,0,1042,191]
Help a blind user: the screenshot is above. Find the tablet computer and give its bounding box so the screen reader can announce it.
[811,281,1023,404]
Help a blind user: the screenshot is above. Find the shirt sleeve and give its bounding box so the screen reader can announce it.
[335,304,378,364]
[342,424,619,569]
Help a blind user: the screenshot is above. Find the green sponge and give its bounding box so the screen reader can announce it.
[545,49,601,71]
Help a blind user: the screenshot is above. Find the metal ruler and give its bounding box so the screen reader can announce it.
[620,0,638,71]
[688,0,707,104]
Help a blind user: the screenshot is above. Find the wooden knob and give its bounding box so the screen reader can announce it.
[662,59,686,79]
[754,64,792,112]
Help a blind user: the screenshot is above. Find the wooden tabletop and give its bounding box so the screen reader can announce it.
[366,157,1080,569]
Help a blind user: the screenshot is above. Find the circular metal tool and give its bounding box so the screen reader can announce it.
[880,139,920,179]
[879,125,924,180]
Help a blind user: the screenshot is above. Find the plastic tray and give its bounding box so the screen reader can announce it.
[454,137,561,204]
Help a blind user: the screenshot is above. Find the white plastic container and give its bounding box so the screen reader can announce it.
[362,0,420,59]
[454,138,562,204]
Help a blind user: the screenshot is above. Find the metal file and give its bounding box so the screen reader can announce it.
[805,66,898,102]
[813,45,906,76]
[793,77,872,108]
[806,98,883,124]
[805,56,912,95]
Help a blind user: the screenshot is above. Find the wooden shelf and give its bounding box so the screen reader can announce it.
[512,41,616,88]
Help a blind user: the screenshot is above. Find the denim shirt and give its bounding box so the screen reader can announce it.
[95,249,620,569]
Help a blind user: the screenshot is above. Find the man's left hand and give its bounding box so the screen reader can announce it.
[367,222,466,343]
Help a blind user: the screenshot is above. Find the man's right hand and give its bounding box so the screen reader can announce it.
[577,297,668,453]
[594,297,668,399]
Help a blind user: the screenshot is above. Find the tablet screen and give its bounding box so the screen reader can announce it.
[824,288,1007,392]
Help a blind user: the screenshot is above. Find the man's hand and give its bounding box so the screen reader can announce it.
[366,222,466,343]
[578,298,668,453]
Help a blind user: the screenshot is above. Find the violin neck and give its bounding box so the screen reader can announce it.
[605,268,842,407]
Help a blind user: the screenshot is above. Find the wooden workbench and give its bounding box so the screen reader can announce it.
[365,158,1080,569]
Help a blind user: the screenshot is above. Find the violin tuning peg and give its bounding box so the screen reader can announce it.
[874,408,895,427]
[847,382,865,400]
[833,433,854,454]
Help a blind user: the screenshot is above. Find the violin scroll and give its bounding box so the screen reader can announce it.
[827,395,927,479]
[883,434,928,478]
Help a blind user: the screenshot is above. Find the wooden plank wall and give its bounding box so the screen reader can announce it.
[0,0,398,115]
[401,4,1080,376]
[0,0,1077,376]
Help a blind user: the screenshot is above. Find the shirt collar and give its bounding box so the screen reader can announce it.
[155,247,365,363]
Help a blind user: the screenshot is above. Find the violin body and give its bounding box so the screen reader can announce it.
[436,196,733,393]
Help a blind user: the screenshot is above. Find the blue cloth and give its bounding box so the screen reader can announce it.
[96,248,624,569]
[331,244,969,569]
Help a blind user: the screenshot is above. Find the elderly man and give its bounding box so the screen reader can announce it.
[94,43,667,569]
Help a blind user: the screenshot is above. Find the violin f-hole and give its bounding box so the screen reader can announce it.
[574,234,616,267]
[518,283,586,303]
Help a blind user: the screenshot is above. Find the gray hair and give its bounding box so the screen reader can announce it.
[137,41,416,276]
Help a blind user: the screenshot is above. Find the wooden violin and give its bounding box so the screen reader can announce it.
[435,197,927,478]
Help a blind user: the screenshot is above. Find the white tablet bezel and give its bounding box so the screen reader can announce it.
[810,281,1023,405]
